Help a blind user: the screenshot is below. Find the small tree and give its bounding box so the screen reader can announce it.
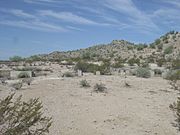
[0,94,52,135]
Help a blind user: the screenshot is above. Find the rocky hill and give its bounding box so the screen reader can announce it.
[34,31,180,63]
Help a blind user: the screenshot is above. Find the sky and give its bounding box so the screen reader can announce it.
[0,0,180,60]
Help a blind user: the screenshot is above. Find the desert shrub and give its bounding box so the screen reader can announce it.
[136,44,147,51]
[124,82,131,88]
[128,58,140,66]
[0,78,7,85]
[136,67,151,78]
[112,61,124,68]
[75,61,110,75]
[169,97,180,130]
[94,83,107,93]
[80,79,90,88]
[0,94,52,135]
[18,72,30,78]
[157,58,166,67]
[164,70,180,81]
[26,55,42,62]
[154,69,162,75]
[141,62,149,68]
[82,52,91,60]
[9,56,24,62]
[154,39,161,45]
[164,46,173,54]
[63,72,74,77]
[127,46,133,50]
[157,44,163,50]
[22,78,33,85]
[172,59,180,70]
[149,43,156,49]
[11,82,23,90]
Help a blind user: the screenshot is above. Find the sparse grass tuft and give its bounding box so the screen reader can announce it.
[80,79,90,88]
[94,83,107,93]
[11,82,23,90]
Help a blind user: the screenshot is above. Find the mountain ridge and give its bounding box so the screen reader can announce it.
[30,31,180,63]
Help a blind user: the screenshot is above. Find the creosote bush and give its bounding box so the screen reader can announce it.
[169,97,180,130]
[18,72,30,78]
[80,79,90,88]
[165,70,180,82]
[0,94,52,135]
[94,83,107,93]
[63,72,74,77]
[22,78,33,85]
[11,82,23,90]
[136,67,151,78]
[165,70,180,91]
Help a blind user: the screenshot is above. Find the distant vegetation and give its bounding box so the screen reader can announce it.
[136,67,151,78]
[9,56,24,62]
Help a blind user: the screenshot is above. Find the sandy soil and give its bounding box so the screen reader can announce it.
[0,75,179,135]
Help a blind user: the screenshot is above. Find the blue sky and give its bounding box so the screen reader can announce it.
[0,0,180,60]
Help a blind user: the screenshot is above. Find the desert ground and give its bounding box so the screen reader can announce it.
[0,74,179,135]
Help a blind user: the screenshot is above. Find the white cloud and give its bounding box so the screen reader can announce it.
[38,10,100,25]
[161,0,180,8]
[103,0,159,31]
[0,20,67,32]
[0,8,36,19]
[24,0,58,3]
[66,26,84,31]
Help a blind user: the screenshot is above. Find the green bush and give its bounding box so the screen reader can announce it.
[149,43,156,49]
[136,67,151,78]
[112,61,124,68]
[164,46,173,54]
[172,59,180,70]
[94,83,107,93]
[0,94,52,135]
[156,58,166,67]
[128,58,140,66]
[75,61,110,75]
[80,79,90,88]
[157,44,163,50]
[18,72,30,78]
[154,39,161,45]
[169,97,180,130]
[164,70,180,81]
